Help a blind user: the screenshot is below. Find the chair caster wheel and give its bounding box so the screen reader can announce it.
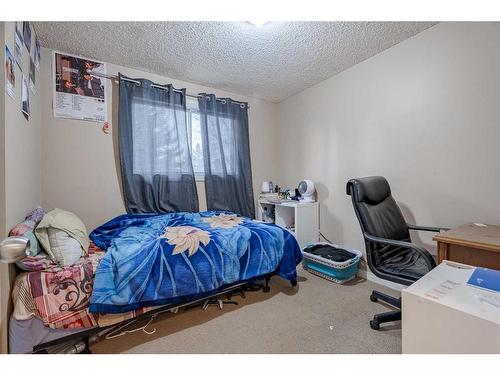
[263,286,270,293]
[370,294,378,303]
[370,320,380,330]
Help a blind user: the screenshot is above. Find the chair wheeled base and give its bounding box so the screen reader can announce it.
[369,290,401,330]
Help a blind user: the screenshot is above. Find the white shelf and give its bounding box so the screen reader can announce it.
[257,198,319,248]
[258,198,318,207]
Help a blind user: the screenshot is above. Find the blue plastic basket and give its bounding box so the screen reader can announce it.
[302,242,362,284]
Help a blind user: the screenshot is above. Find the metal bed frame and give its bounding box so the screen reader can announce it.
[32,275,272,354]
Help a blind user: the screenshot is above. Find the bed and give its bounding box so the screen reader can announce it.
[9,210,302,353]
[9,243,160,353]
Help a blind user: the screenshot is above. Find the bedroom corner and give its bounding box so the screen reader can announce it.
[0,20,43,353]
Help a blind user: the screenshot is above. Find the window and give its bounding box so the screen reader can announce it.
[131,96,202,180]
[131,96,205,180]
[131,98,180,176]
[187,98,237,179]
[131,96,239,181]
[187,98,205,180]
[205,114,236,176]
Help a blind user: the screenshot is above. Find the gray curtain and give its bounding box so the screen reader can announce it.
[118,74,199,213]
[198,94,255,218]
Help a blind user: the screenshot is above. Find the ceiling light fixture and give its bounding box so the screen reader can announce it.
[247,20,269,28]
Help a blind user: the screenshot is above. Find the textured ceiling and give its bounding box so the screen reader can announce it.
[34,22,437,102]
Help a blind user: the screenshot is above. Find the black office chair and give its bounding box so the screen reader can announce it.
[346,176,446,330]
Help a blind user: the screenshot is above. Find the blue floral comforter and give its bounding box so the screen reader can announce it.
[89,211,303,313]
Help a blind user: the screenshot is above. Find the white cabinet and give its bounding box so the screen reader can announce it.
[402,261,500,354]
[257,199,319,249]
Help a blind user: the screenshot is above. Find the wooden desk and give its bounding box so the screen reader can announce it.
[433,223,500,270]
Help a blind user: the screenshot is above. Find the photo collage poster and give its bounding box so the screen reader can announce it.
[22,21,31,53]
[14,22,23,70]
[5,45,15,99]
[6,22,41,117]
[22,75,30,118]
[29,57,36,92]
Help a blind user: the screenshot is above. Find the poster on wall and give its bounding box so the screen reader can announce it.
[23,22,31,52]
[21,76,30,119]
[5,46,15,99]
[52,51,108,122]
[14,32,23,70]
[29,58,36,92]
[34,37,41,70]
[15,22,23,42]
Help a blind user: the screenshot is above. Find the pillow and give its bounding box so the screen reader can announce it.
[25,206,46,224]
[9,219,36,236]
[9,219,41,257]
[47,228,83,267]
[35,208,89,266]
[16,252,55,272]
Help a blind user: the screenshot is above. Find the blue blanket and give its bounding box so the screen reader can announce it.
[89,211,302,313]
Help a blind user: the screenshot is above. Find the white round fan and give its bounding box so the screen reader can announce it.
[298,180,315,202]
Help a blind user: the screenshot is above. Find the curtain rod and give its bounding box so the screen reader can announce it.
[89,71,249,109]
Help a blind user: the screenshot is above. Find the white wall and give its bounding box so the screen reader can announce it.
[4,23,42,231]
[39,47,278,231]
[1,21,42,353]
[0,22,6,237]
[0,20,6,356]
[276,22,500,273]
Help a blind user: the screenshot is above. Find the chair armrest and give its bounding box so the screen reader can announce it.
[407,224,449,232]
[363,233,437,269]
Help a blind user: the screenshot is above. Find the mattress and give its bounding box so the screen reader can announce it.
[10,241,160,352]
[89,211,302,313]
[12,242,104,329]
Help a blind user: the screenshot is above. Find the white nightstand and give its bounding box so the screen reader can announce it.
[257,198,319,248]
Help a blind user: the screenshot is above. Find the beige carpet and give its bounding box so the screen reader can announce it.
[92,268,402,354]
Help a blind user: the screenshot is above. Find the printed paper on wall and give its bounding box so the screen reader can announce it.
[5,45,15,99]
[52,51,108,122]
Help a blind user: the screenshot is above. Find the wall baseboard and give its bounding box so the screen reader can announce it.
[357,269,404,292]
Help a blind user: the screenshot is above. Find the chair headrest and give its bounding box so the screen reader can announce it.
[346,176,391,204]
